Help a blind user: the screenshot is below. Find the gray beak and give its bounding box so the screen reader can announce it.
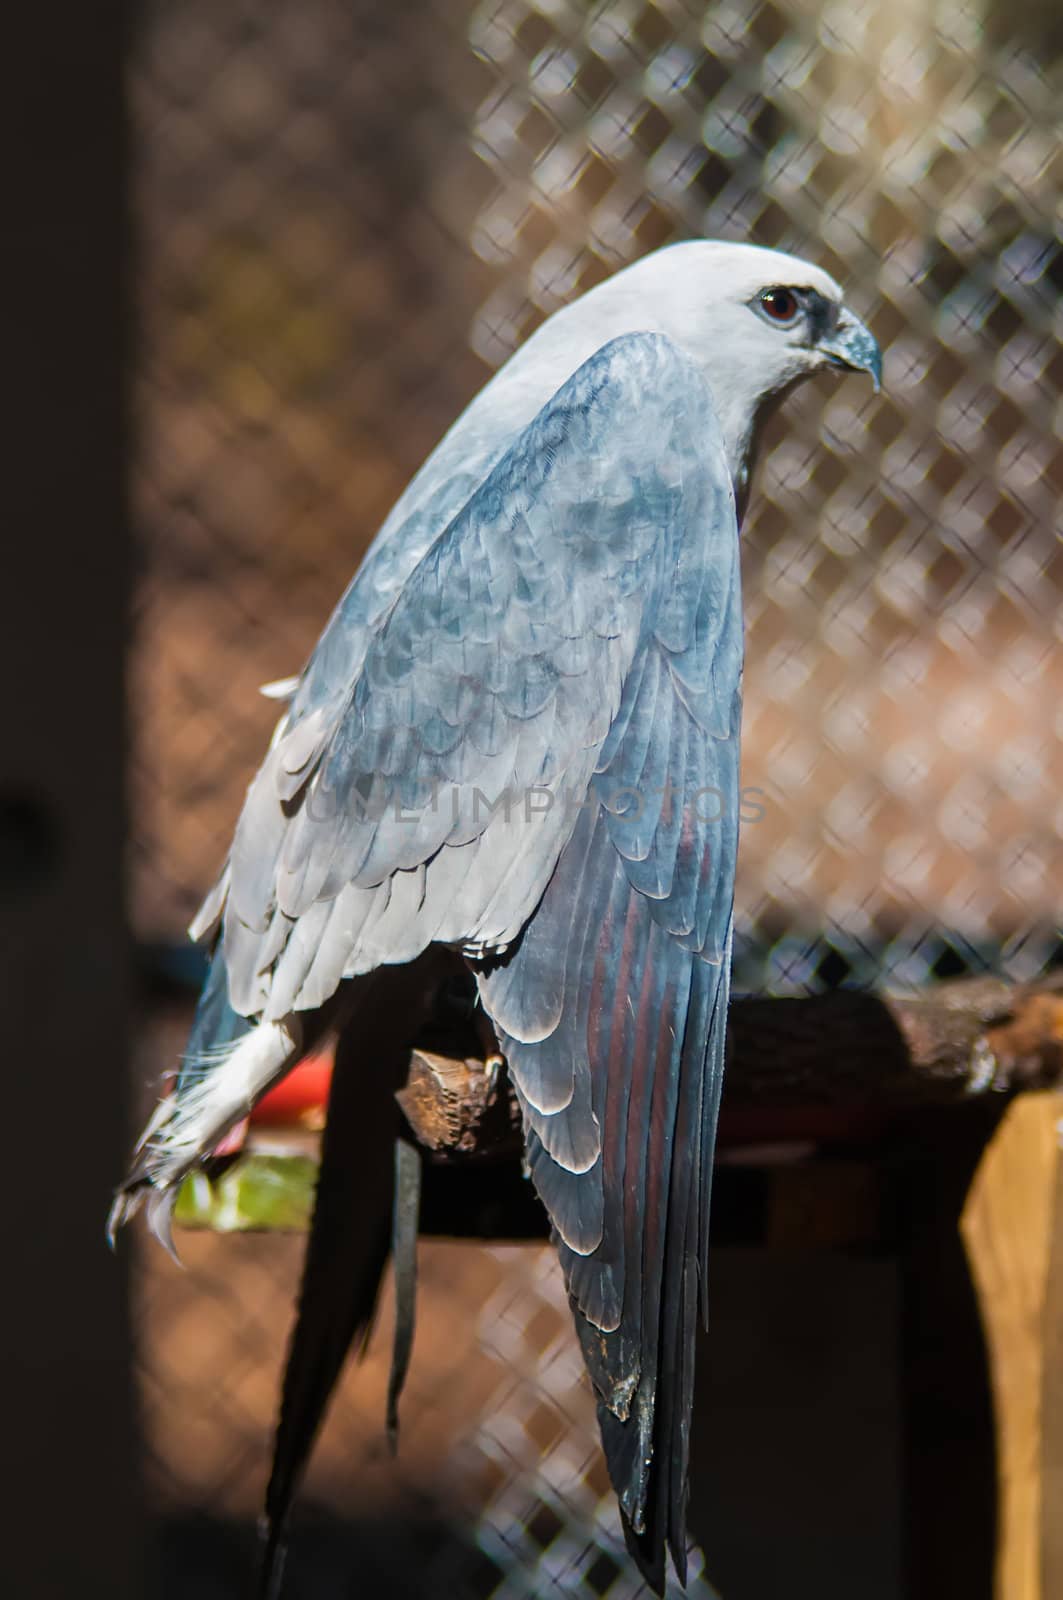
[820,309,882,392]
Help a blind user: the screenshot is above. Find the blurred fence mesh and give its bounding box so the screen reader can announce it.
[131,0,1062,1594]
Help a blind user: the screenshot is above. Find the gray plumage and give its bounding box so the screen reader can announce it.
[111,239,880,1593]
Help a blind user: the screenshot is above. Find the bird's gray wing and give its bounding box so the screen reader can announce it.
[477,438,740,1586]
[200,333,734,1047]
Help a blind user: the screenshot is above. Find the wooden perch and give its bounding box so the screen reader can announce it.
[173,969,1063,1234]
[393,970,1063,1600]
[172,966,1063,1600]
[396,972,1063,1160]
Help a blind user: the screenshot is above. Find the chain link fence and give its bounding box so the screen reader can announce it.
[131,1,1062,1594]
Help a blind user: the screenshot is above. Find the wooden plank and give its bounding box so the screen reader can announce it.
[961,1091,1063,1600]
[1038,1103,1063,1598]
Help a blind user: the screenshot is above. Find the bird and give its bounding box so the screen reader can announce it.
[110,240,880,1595]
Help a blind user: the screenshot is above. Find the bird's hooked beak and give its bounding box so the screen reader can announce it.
[820,309,882,392]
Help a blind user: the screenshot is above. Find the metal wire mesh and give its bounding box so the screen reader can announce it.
[130,0,1062,1594]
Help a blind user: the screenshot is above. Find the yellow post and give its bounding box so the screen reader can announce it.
[961,1091,1063,1600]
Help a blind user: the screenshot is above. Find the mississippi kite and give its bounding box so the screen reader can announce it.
[112,240,880,1593]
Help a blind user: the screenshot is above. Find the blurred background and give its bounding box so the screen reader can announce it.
[6,1,1061,1597]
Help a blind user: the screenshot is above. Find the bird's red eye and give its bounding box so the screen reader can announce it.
[759,288,799,324]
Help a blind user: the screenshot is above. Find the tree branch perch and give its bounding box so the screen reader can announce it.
[396,973,1063,1161]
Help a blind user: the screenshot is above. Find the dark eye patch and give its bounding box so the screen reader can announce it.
[797,288,837,343]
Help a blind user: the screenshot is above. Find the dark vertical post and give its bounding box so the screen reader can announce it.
[897,1108,999,1600]
[0,6,138,1597]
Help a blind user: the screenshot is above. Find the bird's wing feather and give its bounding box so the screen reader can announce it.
[118,331,735,1240]
[475,359,741,1585]
[480,731,737,1589]
[210,333,734,1042]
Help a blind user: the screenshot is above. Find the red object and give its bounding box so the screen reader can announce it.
[250,1049,334,1126]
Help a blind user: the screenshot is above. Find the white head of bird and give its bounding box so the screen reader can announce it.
[498,239,881,512]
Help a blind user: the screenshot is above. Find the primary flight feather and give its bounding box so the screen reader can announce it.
[111,240,880,1593]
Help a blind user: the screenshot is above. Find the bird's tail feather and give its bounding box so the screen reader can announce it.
[261,1022,398,1594]
[260,958,442,1596]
